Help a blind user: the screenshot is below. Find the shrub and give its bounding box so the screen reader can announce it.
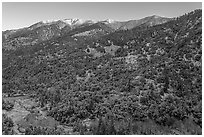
[2,114,14,135]
[25,125,68,135]
[2,99,14,111]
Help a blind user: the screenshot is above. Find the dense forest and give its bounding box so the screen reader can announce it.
[2,9,202,135]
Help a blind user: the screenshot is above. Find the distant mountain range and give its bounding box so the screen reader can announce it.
[2,15,171,51]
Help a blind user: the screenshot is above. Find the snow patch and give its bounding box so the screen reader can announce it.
[103,19,116,24]
[42,20,58,24]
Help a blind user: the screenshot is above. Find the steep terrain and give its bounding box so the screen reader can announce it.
[2,15,170,51]
[2,10,202,135]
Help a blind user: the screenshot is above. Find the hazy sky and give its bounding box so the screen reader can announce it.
[2,2,202,30]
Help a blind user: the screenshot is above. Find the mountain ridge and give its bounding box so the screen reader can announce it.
[2,9,202,135]
[3,14,169,32]
[2,14,171,51]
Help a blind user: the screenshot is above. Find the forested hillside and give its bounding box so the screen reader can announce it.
[2,9,202,135]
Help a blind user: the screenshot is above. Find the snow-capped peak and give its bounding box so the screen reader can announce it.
[39,18,115,27]
[103,19,116,24]
[61,18,81,25]
[61,18,97,26]
[39,18,97,27]
[41,20,58,24]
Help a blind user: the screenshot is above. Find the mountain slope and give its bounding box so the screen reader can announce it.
[2,9,202,135]
[2,15,171,51]
[118,15,171,30]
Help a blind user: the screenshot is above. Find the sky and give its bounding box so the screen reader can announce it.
[2,2,202,31]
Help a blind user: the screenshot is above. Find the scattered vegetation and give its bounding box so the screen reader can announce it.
[2,9,202,135]
[24,126,68,135]
[2,114,15,135]
[2,99,14,111]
